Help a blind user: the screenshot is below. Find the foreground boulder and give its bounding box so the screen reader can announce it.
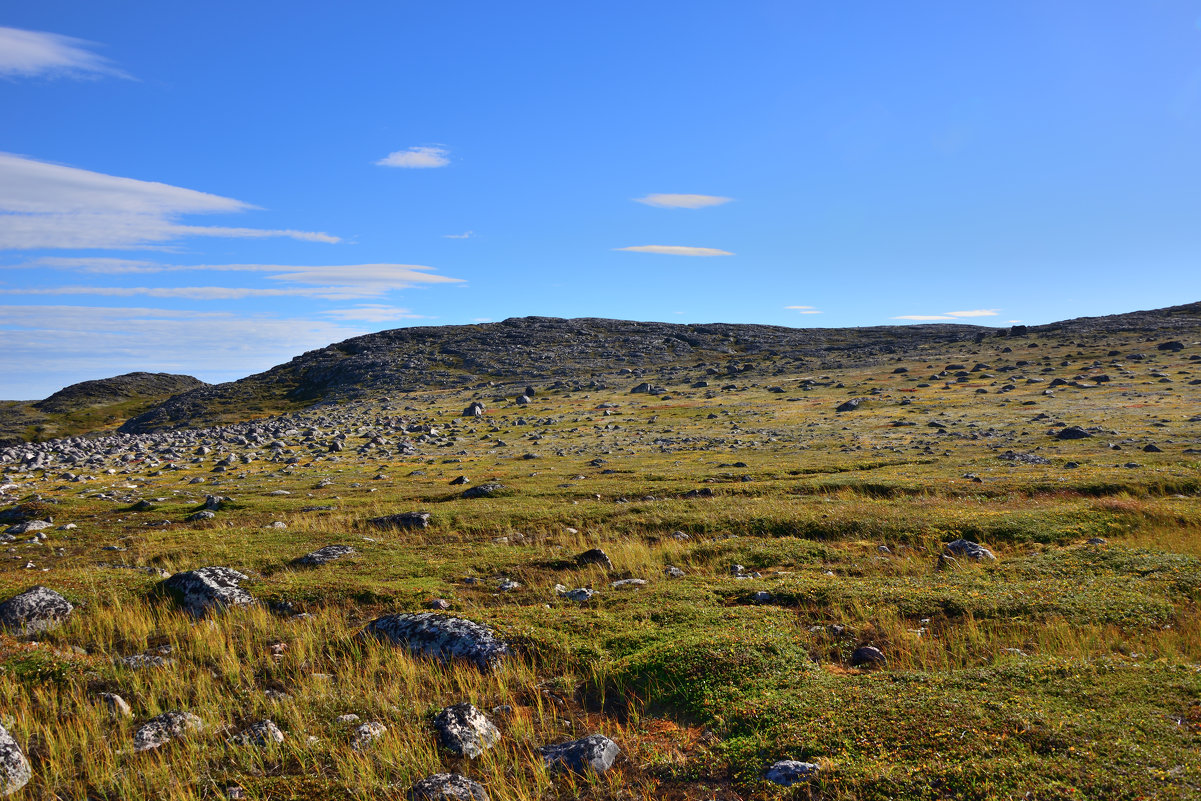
[161,567,255,617]
[363,613,510,671]
[408,773,488,801]
[539,733,620,774]
[433,703,499,758]
[765,760,819,786]
[292,545,356,567]
[133,711,204,752]
[0,586,74,635]
[0,723,31,796]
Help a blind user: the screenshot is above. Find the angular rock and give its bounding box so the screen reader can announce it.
[368,511,431,530]
[0,585,74,635]
[460,482,506,499]
[351,721,387,750]
[363,613,510,671]
[765,760,819,786]
[944,539,996,560]
[97,693,133,718]
[133,711,204,752]
[0,723,31,797]
[835,398,862,412]
[850,645,886,668]
[407,773,488,801]
[1056,426,1092,440]
[292,545,356,567]
[231,719,284,746]
[433,703,500,758]
[575,548,612,569]
[161,567,255,617]
[539,733,620,774]
[4,520,51,536]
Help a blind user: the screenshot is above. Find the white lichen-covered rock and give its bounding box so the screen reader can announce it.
[539,733,620,774]
[96,693,132,718]
[161,567,254,617]
[407,772,489,800]
[231,719,284,746]
[0,585,74,635]
[133,711,204,752]
[292,545,356,567]
[0,723,31,796]
[433,703,499,758]
[351,721,387,751]
[363,613,510,671]
[765,759,819,786]
[944,539,996,560]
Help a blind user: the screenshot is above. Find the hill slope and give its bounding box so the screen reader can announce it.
[0,372,206,444]
[119,302,1201,433]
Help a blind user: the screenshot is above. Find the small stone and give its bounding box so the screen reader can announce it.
[133,711,204,752]
[850,645,886,668]
[232,719,285,746]
[407,773,488,801]
[351,721,387,750]
[97,693,132,718]
[433,703,500,758]
[765,760,819,786]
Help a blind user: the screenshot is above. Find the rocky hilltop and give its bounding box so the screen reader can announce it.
[120,303,1201,433]
[0,372,206,445]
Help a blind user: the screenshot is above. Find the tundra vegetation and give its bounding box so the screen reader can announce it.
[0,308,1199,799]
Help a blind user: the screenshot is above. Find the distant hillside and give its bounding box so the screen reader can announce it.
[0,372,207,444]
[117,302,1201,433]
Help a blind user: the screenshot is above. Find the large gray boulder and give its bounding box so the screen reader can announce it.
[539,733,620,774]
[0,723,31,796]
[133,711,204,752]
[367,511,431,530]
[161,567,255,617]
[407,773,488,800]
[363,613,510,671]
[765,760,819,786]
[292,545,356,567]
[433,703,499,758]
[0,585,74,635]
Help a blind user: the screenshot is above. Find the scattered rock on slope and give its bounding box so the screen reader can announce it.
[0,585,74,635]
[161,567,255,617]
[363,613,511,671]
[0,723,31,796]
[433,703,500,758]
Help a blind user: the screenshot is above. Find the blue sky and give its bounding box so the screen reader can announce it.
[2,2,1201,398]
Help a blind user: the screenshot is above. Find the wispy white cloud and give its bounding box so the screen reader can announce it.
[892,308,1000,321]
[443,231,473,239]
[785,305,822,314]
[0,304,368,399]
[0,26,128,80]
[375,146,450,168]
[322,304,427,322]
[0,261,464,301]
[0,153,338,249]
[634,193,732,209]
[614,245,733,257]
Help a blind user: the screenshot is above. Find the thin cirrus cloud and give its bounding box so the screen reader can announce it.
[0,152,339,249]
[322,305,428,323]
[785,305,822,315]
[633,193,732,209]
[892,309,1001,321]
[0,304,371,399]
[614,245,733,257]
[0,26,129,80]
[375,146,450,168]
[1,261,465,301]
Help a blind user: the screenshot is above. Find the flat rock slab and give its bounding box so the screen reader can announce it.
[0,585,73,635]
[765,760,819,786]
[539,733,620,774]
[433,703,499,758]
[0,723,31,796]
[292,545,356,567]
[161,567,255,617]
[364,613,510,671]
[408,772,488,801]
[133,711,204,752]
